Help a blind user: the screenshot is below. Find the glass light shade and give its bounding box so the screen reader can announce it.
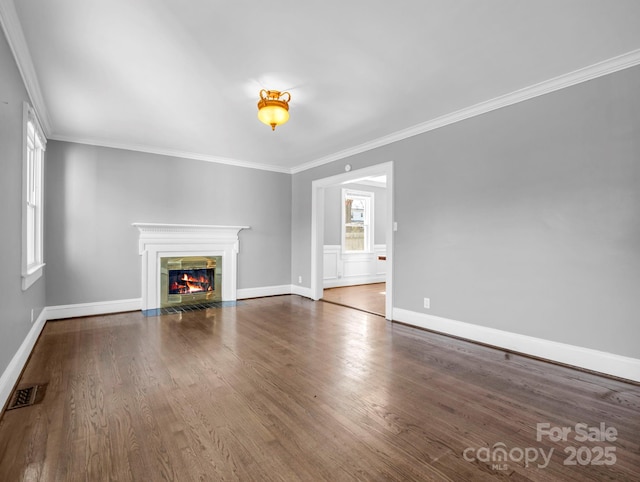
[257,102,289,130]
[257,90,291,131]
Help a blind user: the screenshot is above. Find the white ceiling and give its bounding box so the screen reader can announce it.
[4,0,640,173]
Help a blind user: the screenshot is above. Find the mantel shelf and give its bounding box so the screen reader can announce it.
[132,223,250,235]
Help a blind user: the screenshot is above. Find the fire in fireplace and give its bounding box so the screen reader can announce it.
[160,255,222,308]
[168,269,215,294]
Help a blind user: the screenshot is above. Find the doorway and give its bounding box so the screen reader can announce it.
[311,162,394,319]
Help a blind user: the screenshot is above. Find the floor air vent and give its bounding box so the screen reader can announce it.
[7,384,45,410]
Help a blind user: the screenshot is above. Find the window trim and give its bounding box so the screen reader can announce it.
[21,102,46,290]
[341,188,374,253]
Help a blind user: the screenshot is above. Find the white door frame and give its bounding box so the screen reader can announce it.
[311,161,394,319]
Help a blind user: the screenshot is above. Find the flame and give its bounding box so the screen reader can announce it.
[186,281,204,293]
[170,270,214,294]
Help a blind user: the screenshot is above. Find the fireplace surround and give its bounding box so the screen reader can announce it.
[133,223,249,313]
[161,255,221,308]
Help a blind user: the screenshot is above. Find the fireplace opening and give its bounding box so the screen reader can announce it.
[168,269,214,294]
[160,256,222,308]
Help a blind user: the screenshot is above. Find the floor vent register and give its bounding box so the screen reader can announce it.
[7,384,46,410]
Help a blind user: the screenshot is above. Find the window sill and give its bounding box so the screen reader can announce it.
[22,263,45,291]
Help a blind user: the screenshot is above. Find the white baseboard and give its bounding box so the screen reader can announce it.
[238,284,315,300]
[46,298,142,320]
[46,288,312,318]
[3,300,637,414]
[393,308,640,383]
[0,308,47,411]
[291,284,314,299]
[323,275,386,289]
[237,285,292,299]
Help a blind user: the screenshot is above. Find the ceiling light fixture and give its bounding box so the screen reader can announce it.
[257,89,291,131]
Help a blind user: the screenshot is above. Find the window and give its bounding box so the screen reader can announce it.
[342,189,374,252]
[22,102,46,290]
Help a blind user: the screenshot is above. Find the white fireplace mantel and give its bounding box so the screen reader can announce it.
[133,223,250,311]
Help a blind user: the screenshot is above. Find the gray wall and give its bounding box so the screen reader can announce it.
[293,66,640,359]
[3,18,639,383]
[323,183,386,245]
[45,142,292,306]
[0,31,46,374]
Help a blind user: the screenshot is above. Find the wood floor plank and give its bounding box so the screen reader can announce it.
[322,282,386,315]
[1,296,639,481]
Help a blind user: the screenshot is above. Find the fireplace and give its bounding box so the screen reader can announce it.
[160,256,222,308]
[133,223,249,313]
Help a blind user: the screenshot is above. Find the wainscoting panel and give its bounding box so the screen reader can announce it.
[343,254,374,278]
[323,245,386,288]
[323,246,340,281]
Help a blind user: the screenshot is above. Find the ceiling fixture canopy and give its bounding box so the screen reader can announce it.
[257,89,291,131]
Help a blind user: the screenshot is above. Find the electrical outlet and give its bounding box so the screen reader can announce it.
[423,298,430,309]
[31,309,35,323]
[298,275,302,284]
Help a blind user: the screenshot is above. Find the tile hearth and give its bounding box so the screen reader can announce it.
[142,300,242,316]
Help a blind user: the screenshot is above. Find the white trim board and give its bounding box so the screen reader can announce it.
[46,48,640,175]
[45,287,312,321]
[3,296,638,414]
[47,298,142,321]
[291,285,313,299]
[393,308,640,383]
[3,0,638,177]
[0,0,52,135]
[237,285,292,299]
[45,287,312,320]
[0,308,47,412]
[49,135,291,174]
[291,48,640,174]
[48,48,640,175]
[323,276,386,289]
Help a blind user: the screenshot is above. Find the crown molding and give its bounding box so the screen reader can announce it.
[53,38,640,178]
[0,0,52,136]
[49,134,292,174]
[3,0,639,176]
[292,48,640,174]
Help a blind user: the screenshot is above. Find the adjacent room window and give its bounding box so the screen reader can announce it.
[342,189,374,252]
[22,102,46,290]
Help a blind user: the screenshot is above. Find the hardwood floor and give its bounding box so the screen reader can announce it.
[322,283,386,316]
[1,295,639,481]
